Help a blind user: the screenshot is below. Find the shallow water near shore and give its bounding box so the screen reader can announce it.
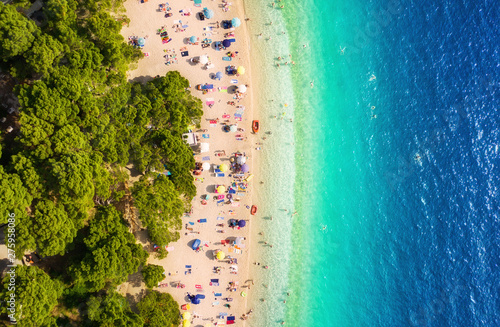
[245,0,499,326]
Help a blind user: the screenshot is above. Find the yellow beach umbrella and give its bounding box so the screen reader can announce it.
[183,320,191,327]
[219,164,229,172]
[240,291,247,297]
[217,185,226,193]
[237,66,245,75]
[182,312,191,320]
[216,250,225,260]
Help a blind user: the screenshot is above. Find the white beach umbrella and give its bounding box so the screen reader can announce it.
[202,162,211,170]
[200,143,209,153]
[236,156,246,164]
[229,125,238,132]
[238,85,247,93]
[199,55,209,65]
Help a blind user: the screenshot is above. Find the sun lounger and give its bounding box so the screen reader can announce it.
[216,173,225,177]
[198,219,207,223]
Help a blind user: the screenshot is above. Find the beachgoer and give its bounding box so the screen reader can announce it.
[371,114,377,119]
[264,265,269,269]
[340,46,345,54]
[270,21,273,25]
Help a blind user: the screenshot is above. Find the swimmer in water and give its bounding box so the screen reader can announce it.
[321,225,327,230]
[340,46,346,54]
[310,80,314,88]
[369,74,376,81]
[371,114,377,119]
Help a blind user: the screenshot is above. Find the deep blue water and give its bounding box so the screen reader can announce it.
[284,0,500,325]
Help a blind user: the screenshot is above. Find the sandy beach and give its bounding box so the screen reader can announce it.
[120,0,258,325]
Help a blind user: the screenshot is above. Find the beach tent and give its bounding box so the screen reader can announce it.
[138,37,145,46]
[191,239,201,250]
[219,164,229,172]
[229,125,238,132]
[238,220,246,228]
[238,85,247,93]
[190,36,197,43]
[183,312,192,320]
[203,8,214,19]
[202,162,211,170]
[216,251,225,260]
[232,17,241,27]
[241,163,249,173]
[237,66,245,75]
[194,0,202,5]
[216,185,226,193]
[200,142,209,153]
[215,71,223,80]
[183,320,191,327]
[199,55,209,64]
[222,39,231,48]
[236,156,246,164]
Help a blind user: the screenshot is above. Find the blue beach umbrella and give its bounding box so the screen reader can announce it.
[137,37,145,46]
[216,71,223,80]
[231,17,241,27]
[203,8,214,19]
[238,220,246,228]
[190,36,197,43]
[241,163,249,173]
[222,39,231,48]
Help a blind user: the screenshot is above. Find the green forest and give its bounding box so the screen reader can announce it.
[0,0,202,325]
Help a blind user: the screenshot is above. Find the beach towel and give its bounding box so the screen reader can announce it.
[202,156,210,161]
[216,173,225,177]
[212,301,219,306]
[195,284,203,289]
[202,134,209,138]
[214,292,222,296]
[217,216,224,220]
[210,279,219,286]
[218,86,228,92]
[222,56,232,61]
[228,38,236,43]
[231,202,240,207]
[188,221,194,225]
[182,24,188,28]
[222,114,230,119]
[217,320,226,325]
[181,51,189,57]
[185,265,192,268]
[230,79,238,84]
[228,316,236,321]
[206,100,215,106]
[204,26,213,31]
[209,120,217,124]
[198,219,207,223]
[219,312,228,317]
[215,169,221,173]
[217,195,225,199]
[143,52,149,57]
[166,246,174,252]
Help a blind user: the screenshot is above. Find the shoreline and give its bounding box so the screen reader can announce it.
[120,0,261,325]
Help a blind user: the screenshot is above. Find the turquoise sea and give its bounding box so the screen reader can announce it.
[244,0,499,326]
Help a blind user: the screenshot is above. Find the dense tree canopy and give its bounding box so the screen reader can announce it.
[142,264,165,289]
[86,291,144,327]
[70,206,148,292]
[0,266,62,325]
[137,291,180,327]
[0,0,202,323]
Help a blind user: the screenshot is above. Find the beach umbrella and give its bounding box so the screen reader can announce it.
[216,71,223,80]
[222,39,231,48]
[202,162,211,170]
[199,55,208,64]
[190,36,197,43]
[217,185,226,193]
[191,239,201,250]
[238,220,246,228]
[229,125,238,132]
[241,163,249,173]
[216,251,225,260]
[240,291,247,297]
[183,320,191,327]
[182,312,191,320]
[238,84,247,93]
[232,17,241,27]
[137,37,145,46]
[219,164,229,172]
[203,8,214,19]
[237,66,245,75]
[200,142,209,153]
[234,237,244,245]
[236,156,246,164]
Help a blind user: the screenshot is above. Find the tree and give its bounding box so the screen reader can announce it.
[0,266,62,325]
[0,3,37,60]
[0,167,32,225]
[132,175,184,248]
[86,291,143,327]
[137,291,180,327]
[25,34,65,75]
[142,264,165,289]
[20,200,77,257]
[70,206,147,292]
